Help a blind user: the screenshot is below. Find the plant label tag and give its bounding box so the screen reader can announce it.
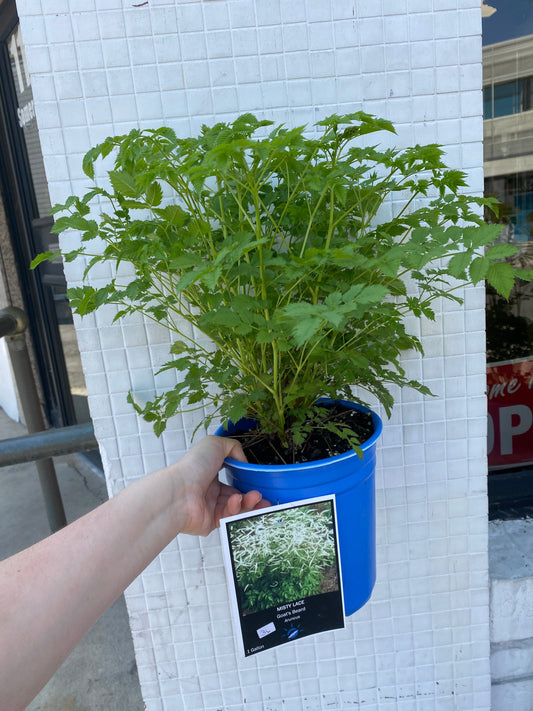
[220,495,345,657]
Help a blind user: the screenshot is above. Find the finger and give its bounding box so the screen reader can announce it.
[212,493,238,528]
[252,497,271,511]
[226,492,244,516]
[219,437,248,464]
[241,490,271,512]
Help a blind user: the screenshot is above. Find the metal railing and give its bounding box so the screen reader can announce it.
[1,307,98,532]
[0,422,97,466]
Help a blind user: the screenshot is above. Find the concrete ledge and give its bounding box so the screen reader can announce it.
[489,518,533,710]
[491,639,533,682]
[492,678,533,709]
[490,577,533,643]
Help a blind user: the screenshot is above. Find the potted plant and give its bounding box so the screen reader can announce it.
[33,112,528,614]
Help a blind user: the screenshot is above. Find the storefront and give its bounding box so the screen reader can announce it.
[0,0,90,431]
[483,2,533,515]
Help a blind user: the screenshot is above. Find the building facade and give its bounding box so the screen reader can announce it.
[1,1,492,709]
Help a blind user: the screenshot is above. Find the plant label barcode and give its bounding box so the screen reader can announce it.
[256,622,276,638]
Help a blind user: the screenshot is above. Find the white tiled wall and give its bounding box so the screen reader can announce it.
[17,0,491,708]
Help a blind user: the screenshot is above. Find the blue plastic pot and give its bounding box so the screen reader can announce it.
[215,400,383,616]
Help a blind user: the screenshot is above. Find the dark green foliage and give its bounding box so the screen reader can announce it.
[228,505,335,612]
[32,112,531,447]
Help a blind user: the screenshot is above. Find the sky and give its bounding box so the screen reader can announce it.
[482,0,533,46]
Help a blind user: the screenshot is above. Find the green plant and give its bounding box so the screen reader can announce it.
[228,504,336,612]
[32,112,530,451]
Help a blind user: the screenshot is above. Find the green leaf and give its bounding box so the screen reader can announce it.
[154,420,167,437]
[170,340,189,355]
[485,243,518,260]
[67,286,97,315]
[63,250,83,263]
[50,215,98,235]
[486,261,516,299]
[82,147,97,179]
[154,204,188,226]
[291,315,325,346]
[447,250,472,279]
[109,169,140,198]
[30,251,59,269]
[354,284,390,305]
[198,307,243,330]
[146,181,163,207]
[469,256,489,284]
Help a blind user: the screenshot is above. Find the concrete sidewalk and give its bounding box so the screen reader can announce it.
[0,408,144,711]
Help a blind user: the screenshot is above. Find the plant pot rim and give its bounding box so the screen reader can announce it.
[218,399,383,472]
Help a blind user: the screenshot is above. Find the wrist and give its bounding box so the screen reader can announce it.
[158,460,194,537]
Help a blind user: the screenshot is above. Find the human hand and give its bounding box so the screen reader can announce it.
[170,435,270,537]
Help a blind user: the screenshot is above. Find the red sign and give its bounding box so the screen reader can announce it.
[487,357,533,470]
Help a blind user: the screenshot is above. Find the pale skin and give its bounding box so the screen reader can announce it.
[0,435,268,711]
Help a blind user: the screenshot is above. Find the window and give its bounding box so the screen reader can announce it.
[483,6,533,516]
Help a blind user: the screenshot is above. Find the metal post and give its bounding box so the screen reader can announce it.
[0,422,97,466]
[2,306,67,531]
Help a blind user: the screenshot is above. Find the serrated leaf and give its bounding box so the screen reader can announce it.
[50,214,98,235]
[355,284,390,305]
[486,261,516,299]
[82,148,96,179]
[169,254,202,270]
[198,307,242,330]
[30,251,59,269]
[63,250,83,262]
[485,243,518,260]
[67,286,97,315]
[154,420,167,437]
[146,181,163,207]
[170,340,189,355]
[292,315,324,346]
[447,250,472,279]
[469,256,489,284]
[155,204,188,226]
[109,169,140,198]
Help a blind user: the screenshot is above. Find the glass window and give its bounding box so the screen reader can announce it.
[6,23,51,218]
[492,80,521,118]
[484,86,493,119]
[483,5,533,513]
[3,21,91,426]
[523,77,533,112]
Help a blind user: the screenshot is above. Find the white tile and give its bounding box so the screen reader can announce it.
[409,13,434,41]
[177,3,204,33]
[384,15,408,44]
[149,7,178,35]
[333,19,359,48]
[101,38,130,66]
[109,94,139,123]
[210,58,236,86]
[20,16,49,45]
[180,32,207,61]
[97,10,127,39]
[129,37,157,65]
[72,12,100,42]
[359,17,384,46]
[107,67,134,94]
[47,45,78,75]
[18,0,44,15]
[206,30,233,59]
[124,8,152,37]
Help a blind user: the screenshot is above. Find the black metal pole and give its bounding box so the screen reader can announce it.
[2,306,68,531]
